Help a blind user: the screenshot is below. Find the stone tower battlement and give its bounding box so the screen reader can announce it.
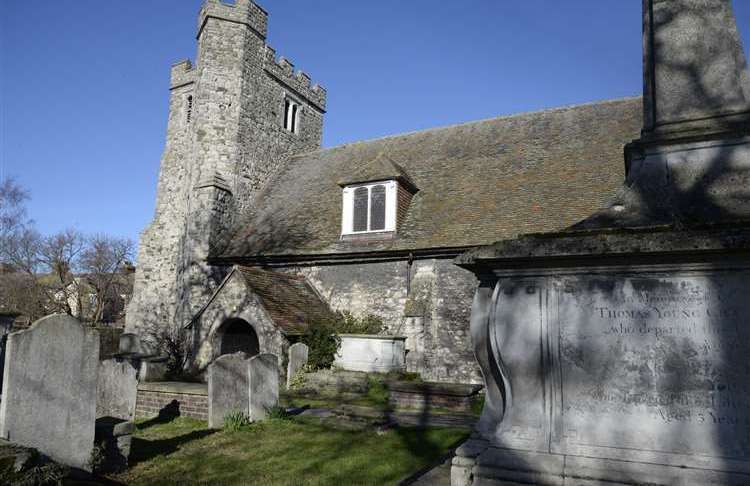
[126,0,327,345]
[198,0,269,39]
[170,60,196,90]
[263,47,327,111]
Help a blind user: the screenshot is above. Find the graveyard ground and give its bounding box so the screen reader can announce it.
[110,415,469,485]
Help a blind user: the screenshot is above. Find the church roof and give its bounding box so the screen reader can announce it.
[237,267,336,334]
[214,97,643,264]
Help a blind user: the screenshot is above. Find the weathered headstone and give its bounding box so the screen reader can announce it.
[207,352,279,428]
[208,352,251,428]
[286,342,309,388]
[97,358,139,421]
[95,357,139,473]
[0,312,20,391]
[249,353,279,421]
[0,315,99,472]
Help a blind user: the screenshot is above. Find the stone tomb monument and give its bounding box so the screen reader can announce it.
[286,342,309,389]
[0,315,100,472]
[208,352,279,428]
[452,1,750,484]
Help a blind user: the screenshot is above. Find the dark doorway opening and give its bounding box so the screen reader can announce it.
[218,318,260,357]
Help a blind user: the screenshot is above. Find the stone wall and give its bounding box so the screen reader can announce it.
[191,270,287,373]
[126,0,326,349]
[300,258,481,384]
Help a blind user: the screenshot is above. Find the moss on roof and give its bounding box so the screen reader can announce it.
[217,97,643,262]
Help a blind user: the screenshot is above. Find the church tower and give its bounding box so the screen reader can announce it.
[126,0,326,347]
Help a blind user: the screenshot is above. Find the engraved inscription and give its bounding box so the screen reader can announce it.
[556,274,750,460]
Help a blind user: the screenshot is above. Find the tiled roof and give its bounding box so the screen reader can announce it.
[237,267,336,334]
[216,97,642,262]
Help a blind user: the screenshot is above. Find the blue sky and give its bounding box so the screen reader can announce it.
[2,1,750,245]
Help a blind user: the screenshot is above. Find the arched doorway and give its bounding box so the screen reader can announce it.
[218,318,260,357]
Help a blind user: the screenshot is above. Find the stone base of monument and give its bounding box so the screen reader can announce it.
[452,440,750,485]
[453,227,750,485]
[94,417,134,473]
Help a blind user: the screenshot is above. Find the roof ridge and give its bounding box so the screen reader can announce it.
[290,95,642,159]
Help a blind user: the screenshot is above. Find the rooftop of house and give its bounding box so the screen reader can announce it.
[214,97,643,265]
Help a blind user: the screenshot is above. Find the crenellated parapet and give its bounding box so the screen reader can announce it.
[198,0,268,39]
[264,46,327,111]
[170,59,196,90]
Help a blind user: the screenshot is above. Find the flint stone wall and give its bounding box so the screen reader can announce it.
[126,0,324,355]
[192,270,285,372]
[300,258,480,383]
[0,315,99,471]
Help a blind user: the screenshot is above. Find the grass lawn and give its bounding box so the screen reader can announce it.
[113,415,469,485]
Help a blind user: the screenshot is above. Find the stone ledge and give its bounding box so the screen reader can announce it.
[137,382,207,396]
[389,381,482,397]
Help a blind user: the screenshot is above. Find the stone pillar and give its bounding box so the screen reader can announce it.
[642,0,750,138]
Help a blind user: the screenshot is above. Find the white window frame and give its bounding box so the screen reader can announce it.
[341,181,397,235]
[283,95,300,134]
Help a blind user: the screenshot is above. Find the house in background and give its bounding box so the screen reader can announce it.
[126,0,642,383]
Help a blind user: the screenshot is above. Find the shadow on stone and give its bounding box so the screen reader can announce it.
[137,400,182,431]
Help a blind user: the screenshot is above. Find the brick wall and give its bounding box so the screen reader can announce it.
[135,383,208,421]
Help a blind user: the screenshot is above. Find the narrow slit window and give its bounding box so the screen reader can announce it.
[370,185,386,231]
[283,98,300,133]
[186,95,193,123]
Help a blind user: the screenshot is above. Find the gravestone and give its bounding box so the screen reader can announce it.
[95,357,138,473]
[452,1,750,484]
[248,353,279,421]
[286,342,309,388]
[207,352,279,428]
[0,314,99,472]
[97,358,139,421]
[208,352,251,428]
[0,312,20,391]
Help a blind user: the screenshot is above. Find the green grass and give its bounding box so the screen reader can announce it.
[114,415,468,486]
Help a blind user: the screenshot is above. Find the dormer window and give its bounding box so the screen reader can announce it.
[341,181,397,235]
[283,97,299,133]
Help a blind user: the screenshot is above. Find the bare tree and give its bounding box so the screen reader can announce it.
[38,229,86,316]
[0,177,29,239]
[80,234,134,323]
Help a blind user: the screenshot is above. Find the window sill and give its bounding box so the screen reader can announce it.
[340,231,397,242]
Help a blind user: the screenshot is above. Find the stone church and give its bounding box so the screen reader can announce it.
[126,0,642,383]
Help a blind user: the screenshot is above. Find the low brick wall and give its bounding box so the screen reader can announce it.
[135,382,208,421]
